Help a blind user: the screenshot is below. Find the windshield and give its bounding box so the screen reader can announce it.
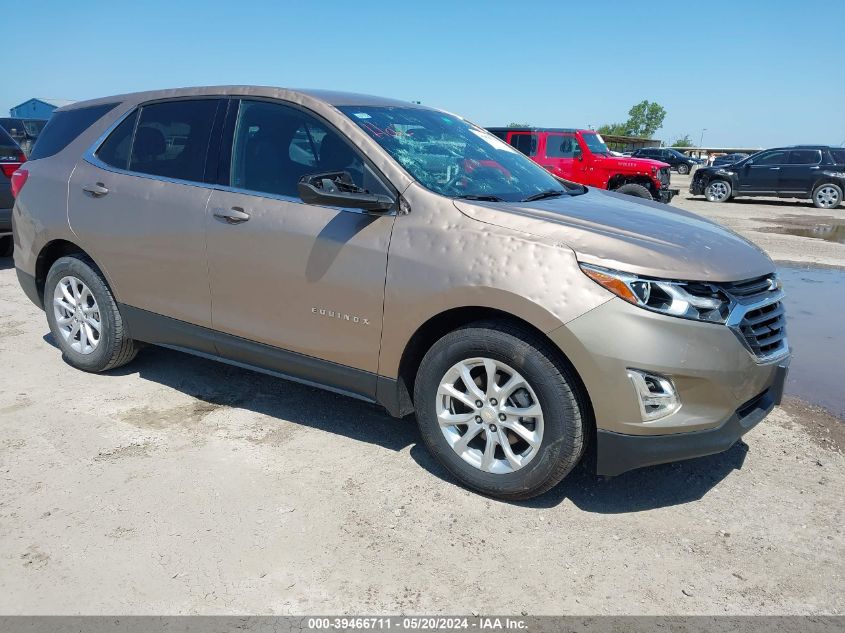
[581,132,610,155]
[338,106,577,202]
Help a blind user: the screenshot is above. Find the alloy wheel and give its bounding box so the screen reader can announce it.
[436,357,544,474]
[52,275,102,354]
[815,186,840,209]
[707,181,730,201]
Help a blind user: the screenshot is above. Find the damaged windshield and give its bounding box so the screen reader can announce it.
[338,106,582,202]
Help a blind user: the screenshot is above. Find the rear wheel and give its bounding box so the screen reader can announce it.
[414,322,587,500]
[812,183,842,209]
[705,179,732,202]
[0,236,12,258]
[677,163,690,175]
[615,183,653,200]
[45,255,138,372]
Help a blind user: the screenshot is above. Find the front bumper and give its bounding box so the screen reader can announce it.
[596,364,787,475]
[658,188,679,203]
[548,297,791,473]
[689,177,706,195]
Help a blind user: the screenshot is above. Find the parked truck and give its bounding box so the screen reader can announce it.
[487,127,678,203]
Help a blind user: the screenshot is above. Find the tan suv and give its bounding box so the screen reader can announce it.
[11,87,790,499]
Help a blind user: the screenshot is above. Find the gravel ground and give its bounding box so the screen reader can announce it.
[1,178,843,615]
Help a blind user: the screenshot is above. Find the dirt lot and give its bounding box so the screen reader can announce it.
[1,177,843,615]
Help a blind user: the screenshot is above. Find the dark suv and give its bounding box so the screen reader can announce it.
[0,118,47,157]
[690,146,845,209]
[1,126,26,256]
[631,147,699,175]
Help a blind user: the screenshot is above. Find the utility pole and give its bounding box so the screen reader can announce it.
[700,128,707,146]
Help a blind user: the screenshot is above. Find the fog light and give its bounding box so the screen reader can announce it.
[627,369,680,421]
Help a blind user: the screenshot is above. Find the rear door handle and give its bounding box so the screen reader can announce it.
[82,182,109,197]
[213,207,251,224]
[769,167,780,171]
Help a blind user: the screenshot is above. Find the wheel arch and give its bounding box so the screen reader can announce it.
[383,306,595,431]
[607,173,658,195]
[34,239,107,308]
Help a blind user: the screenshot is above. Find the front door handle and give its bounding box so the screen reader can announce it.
[82,182,109,197]
[769,167,781,171]
[213,207,251,224]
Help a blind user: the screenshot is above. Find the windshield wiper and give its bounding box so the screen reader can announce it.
[455,194,505,202]
[521,189,567,202]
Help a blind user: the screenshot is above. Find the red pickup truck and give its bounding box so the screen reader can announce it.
[487,127,678,203]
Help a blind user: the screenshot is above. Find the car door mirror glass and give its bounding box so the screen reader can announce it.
[298,171,394,213]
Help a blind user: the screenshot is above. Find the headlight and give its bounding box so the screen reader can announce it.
[580,263,731,323]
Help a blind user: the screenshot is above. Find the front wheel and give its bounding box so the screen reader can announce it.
[614,183,653,200]
[677,163,690,175]
[414,322,587,500]
[45,255,138,372]
[705,179,732,202]
[813,183,842,209]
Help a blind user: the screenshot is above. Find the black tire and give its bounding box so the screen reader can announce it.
[615,183,653,200]
[0,236,12,258]
[413,321,587,500]
[704,179,732,203]
[45,255,137,372]
[812,183,842,209]
[677,163,690,175]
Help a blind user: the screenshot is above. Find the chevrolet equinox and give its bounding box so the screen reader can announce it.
[11,87,791,499]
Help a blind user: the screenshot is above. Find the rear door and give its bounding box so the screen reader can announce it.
[779,149,823,194]
[204,99,395,394]
[68,98,223,330]
[738,149,788,193]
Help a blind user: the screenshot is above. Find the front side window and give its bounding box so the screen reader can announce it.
[338,106,573,202]
[545,134,579,158]
[128,99,219,182]
[754,150,788,166]
[787,149,822,165]
[230,100,384,199]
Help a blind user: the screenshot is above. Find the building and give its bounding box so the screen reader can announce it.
[599,134,661,153]
[9,98,76,119]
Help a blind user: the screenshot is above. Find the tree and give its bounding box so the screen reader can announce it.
[508,122,531,127]
[597,123,629,136]
[625,100,666,138]
[671,134,694,147]
[597,101,667,138]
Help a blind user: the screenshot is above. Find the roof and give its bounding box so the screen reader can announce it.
[487,127,579,134]
[59,86,423,111]
[12,97,76,109]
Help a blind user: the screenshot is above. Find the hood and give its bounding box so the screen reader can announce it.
[604,155,669,171]
[454,188,774,282]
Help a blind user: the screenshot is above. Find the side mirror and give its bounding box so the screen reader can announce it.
[297,171,394,213]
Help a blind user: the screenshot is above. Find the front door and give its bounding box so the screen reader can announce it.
[739,149,788,193]
[205,100,396,396]
[68,98,223,329]
[541,132,584,181]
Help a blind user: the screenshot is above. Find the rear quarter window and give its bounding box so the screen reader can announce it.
[829,149,845,165]
[29,103,119,160]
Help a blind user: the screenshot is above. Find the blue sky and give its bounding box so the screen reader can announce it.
[3,0,843,148]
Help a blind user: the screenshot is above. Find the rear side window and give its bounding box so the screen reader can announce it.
[788,150,821,165]
[508,133,537,157]
[29,103,118,160]
[129,100,219,182]
[97,110,138,170]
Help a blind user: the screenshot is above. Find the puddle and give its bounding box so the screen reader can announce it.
[778,265,845,418]
[756,215,845,244]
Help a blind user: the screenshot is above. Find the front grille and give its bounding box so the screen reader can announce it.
[658,167,670,187]
[738,302,787,358]
[717,274,788,361]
